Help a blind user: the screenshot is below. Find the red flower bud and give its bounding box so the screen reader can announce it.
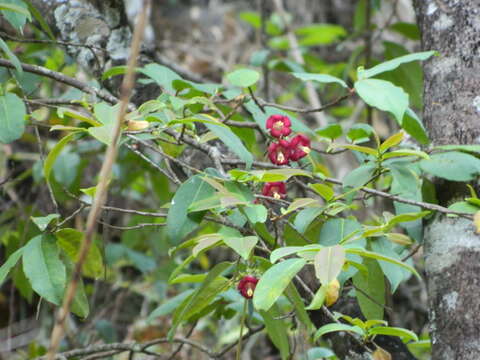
[289,134,311,161]
[268,140,291,165]
[262,182,287,199]
[237,275,259,299]
[266,114,292,138]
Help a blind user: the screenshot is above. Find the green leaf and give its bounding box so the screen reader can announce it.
[0,37,22,73]
[314,323,364,341]
[314,245,346,285]
[44,132,80,184]
[230,168,312,183]
[203,119,254,169]
[316,123,343,140]
[243,204,267,224]
[368,326,418,342]
[284,284,314,331]
[347,124,375,144]
[0,246,24,286]
[402,108,429,144]
[226,68,260,87]
[294,207,325,234]
[192,233,223,257]
[306,283,328,310]
[250,168,313,182]
[253,258,306,311]
[0,0,30,30]
[353,258,385,320]
[270,245,322,263]
[168,262,231,340]
[343,163,376,188]
[355,79,409,123]
[447,201,479,214]
[361,51,435,79]
[310,183,335,201]
[379,131,403,153]
[434,144,480,154]
[260,307,290,360]
[389,22,420,40]
[295,24,346,46]
[147,290,194,321]
[88,103,120,145]
[382,149,429,160]
[22,235,66,305]
[138,63,182,93]
[291,72,348,88]
[346,247,420,279]
[283,198,318,216]
[166,175,214,244]
[371,237,406,292]
[381,42,424,109]
[342,144,378,156]
[31,213,60,231]
[53,151,80,187]
[420,151,480,181]
[24,0,55,39]
[64,257,89,318]
[101,65,127,80]
[55,228,104,278]
[223,236,258,260]
[0,92,26,143]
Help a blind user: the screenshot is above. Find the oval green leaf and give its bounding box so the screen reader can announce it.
[253,258,306,311]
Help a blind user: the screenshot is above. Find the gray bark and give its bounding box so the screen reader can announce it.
[414,1,480,359]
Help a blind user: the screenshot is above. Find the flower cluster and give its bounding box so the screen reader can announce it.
[237,275,259,299]
[266,115,311,165]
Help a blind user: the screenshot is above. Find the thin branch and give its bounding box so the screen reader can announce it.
[259,91,353,114]
[0,30,107,51]
[0,59,118,105]
[37,337,213,360]
[45,2,151,359]
[97,220,166,230]
[125,143,181,185]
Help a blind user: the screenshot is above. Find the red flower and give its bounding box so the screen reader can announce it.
[262,182,287,199]
[289,134,311,161]
[266,114,292,138]
[237,276,259,299]
[268,140,291,165]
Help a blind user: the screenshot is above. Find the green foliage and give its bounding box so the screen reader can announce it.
[253,258,306,311]
[0,92,26,143]
[23,235,66,305]
[0,4,455,358]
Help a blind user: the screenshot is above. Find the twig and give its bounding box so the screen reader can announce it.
[259,91,353,114]
[166,321,198,360]
[0,30,107,52]
[125,143,181,185]
[45,2,152,359]
[213,325,265,359]
[402,243,423,262]
[97,220,165,230]
[0,59,118,105]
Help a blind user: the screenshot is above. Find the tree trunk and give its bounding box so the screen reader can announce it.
[414,1,480,359]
